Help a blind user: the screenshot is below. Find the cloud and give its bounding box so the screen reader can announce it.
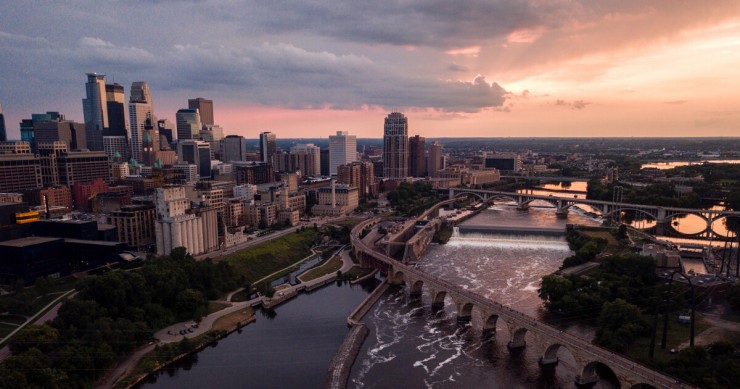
[74,37,158,68]
[158,44,507,112]
[447,62,469,72]
[555,99,590,110]
[664,100,687,105]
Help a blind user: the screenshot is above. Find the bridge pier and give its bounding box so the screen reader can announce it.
[555,208,569,218]
[539,356,559,366]
[430,288,446,311]
[516,203,529,211]
[507,338,526,349]
[574,374,598,388]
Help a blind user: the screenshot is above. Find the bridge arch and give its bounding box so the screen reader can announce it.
[540,343,575,365]
[603,207,657,222]
[431,290,447,310]
[410,280,424,297]
[483,314,499,335]
[666,212,710,236]
[578,361,620,388]
[457,301,474,322]
[509,327,528,349]
[389,270,405,285]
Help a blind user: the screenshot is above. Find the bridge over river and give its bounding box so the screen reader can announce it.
[351,217,695,389]
[447,187,740,241]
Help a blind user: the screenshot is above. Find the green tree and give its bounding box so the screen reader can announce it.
[170,246,188,261]
[595,299,649,352]
[9,325,59,354]
[174,288,207,320]
[538,275,573,312]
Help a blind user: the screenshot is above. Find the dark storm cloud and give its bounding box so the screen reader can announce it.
[234,0,539,48]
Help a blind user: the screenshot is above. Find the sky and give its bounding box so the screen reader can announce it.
[1,0,740,140]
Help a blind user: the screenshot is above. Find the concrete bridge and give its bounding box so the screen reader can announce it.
[447,187,740,241]
[352,218,695,389]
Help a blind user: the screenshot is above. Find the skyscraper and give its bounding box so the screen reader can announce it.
[177,140,211,178]
[290,143,321,177]
[427,141,444,176]
[0,103,6,142]
[129,81,154,163]
[259,132,276,164]
[188,98,213,127]
[383,112,408,178]
[408,135,426,177]
[329,131,357,176]
[176,109,202,141]
[82,73,108,151]
[222,135,247,162]
[103,83,129,160]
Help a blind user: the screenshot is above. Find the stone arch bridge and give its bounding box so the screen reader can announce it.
[352,218,695,389]
[447,187,740,241]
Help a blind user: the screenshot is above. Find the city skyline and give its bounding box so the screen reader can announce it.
[2,2,740,139]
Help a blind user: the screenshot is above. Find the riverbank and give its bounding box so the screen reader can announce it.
[99,247,360,388]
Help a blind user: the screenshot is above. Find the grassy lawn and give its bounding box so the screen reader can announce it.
[342,267,375,281]
[223,229,319,282]
[212,307,254,332]
[627,315,708,363]
[581,230,620,248]
[230,289,251,302]
[207,302,230,315]
[298,255,343,282]
[0,322,19,338]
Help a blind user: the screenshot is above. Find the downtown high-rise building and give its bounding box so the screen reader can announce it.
[427,141,444,176]
[103,83,129,161]
[408,134,426,177]
[259,131,276,164]
[383,112,408,178]
[188,98,213,127]
[290,143,321,177]
[176,109,202,141]
[221,135,247,162]
[82,73,108,151]
[0,103,6,142]
[177,139,212,178]
[129,81,154,163]
[329,131,357,176]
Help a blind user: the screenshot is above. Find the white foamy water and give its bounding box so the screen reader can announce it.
[350,206,618,389]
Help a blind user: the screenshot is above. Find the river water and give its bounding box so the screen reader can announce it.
[349,205,615,389]
[139,280,377,389]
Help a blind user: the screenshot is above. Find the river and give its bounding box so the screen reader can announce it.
[139,280,378,389]
[349,205,615,388]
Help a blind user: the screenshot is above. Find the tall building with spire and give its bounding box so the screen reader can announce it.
[129,81,154,163]
[82,73,108,151]
[188,98,213,127]
[383,112,408,179]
